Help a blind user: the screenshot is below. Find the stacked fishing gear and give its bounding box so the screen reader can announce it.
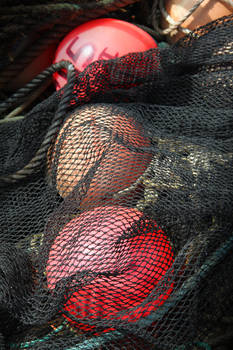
[0,1,233,350]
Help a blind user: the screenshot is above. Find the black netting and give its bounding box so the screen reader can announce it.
[0,12,232,350]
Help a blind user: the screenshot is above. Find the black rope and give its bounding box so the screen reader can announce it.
[0,61,68,116]
[0,60,76,183]
[0,0,140,86]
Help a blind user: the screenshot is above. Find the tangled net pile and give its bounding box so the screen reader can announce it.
[0,4,233,350]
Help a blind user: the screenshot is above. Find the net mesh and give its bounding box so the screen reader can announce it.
[0,12,232,350]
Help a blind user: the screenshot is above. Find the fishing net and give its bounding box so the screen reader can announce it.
[0,0,143,92]
[151,0,233,42]
[0,1,233,349]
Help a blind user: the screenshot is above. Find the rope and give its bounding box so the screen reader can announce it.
[0,60,76,183]
[152,0,205,37]
[63,331,123,350]
[194,342,212,350]
[137,234,233,328]
[151,0,233,38]
[10,329,123,349]
[175,342,212,350]
[0,0,139,15]
[8,235,233,349]
[0,0,140,87]
[0,25,71,88]
[9,323,65,348]
[0,62,66,115]
[135,23,160,40]
[73,234,233,349]
[14,234,230,350]
[1,3,86,14]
